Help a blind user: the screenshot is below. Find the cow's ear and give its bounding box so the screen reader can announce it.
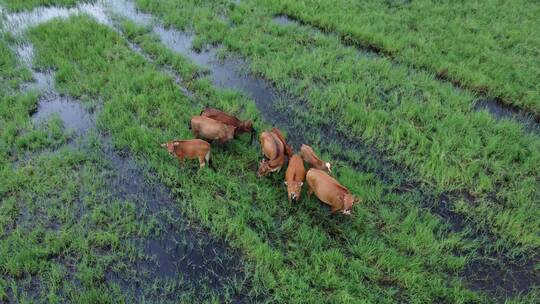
[284,181,288,186]
[173,142,180,146]
[298,182,303,186]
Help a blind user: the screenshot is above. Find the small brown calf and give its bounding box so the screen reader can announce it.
[161,139,212,168]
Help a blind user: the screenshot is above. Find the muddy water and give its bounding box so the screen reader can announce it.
[6,9,244,300]
[15,43,96,136]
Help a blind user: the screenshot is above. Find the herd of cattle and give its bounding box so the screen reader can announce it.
[161,108,359,215]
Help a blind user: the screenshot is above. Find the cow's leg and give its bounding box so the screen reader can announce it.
[198,155,206,168]
[307,186,313,198]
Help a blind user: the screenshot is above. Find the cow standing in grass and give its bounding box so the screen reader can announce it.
[301,144,331,173]
[284,154,305,202]
[271,127,293,158]
[200,107,255,142]
[257,129,286,177]
[161,139,212,169]
[306,168,358,215]
[190,115,236,144]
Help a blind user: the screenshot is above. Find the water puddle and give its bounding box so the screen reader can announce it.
[3,2,111,34]
[474,98,540,134]
[463,255,540,298]
[273,15,294,26]
[13,43,96,136]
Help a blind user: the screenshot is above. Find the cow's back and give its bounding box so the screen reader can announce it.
[201,108,241,127]
[307,169,343,208]
[286,154,305,182]
[179,139,210,157]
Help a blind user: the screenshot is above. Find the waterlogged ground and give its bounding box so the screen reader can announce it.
[1,0,539,303]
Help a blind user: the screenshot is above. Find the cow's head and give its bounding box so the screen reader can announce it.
[257,159,270,177]
[284,181,303,202]
[341,193,359,215]
[161,141,178,154]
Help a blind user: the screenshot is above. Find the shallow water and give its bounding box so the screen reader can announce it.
[12,43,96,135]
[474,98,540,134]
[4,2,111,33]
[103,141,240,288]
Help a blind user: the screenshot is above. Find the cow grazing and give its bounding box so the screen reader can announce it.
[200,107,255,142]
[284,154,306,202]
[190,115,236,144]
[271,127,293,158]
[300,144,331,173]
[161,139,212,168]
[257,130,286,177]
[306,168,358,215]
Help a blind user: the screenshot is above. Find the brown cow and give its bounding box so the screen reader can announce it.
[257,130,286,177]
[306,168,358,215]
[200,107,255,141]
[271,127,293,158]
[284,154,305,202]
[300,144,331,173]
[190,115,236,144]
[161,139,212,168]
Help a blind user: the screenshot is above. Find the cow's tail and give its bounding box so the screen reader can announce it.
[188,121,192,130]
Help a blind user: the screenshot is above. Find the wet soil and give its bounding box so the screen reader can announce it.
[474,98,540,134]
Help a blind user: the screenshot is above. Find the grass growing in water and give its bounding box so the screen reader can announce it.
[0,0,93,12]
[274,0,540,115]
[134,0,540,258]
[25,13,532,302]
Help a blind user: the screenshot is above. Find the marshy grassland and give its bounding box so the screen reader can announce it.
[1,0,539,303]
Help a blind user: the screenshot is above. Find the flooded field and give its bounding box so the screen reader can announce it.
[1,0,539,303]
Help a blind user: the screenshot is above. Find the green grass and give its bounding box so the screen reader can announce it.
[23,15,497,303]
[273,0,540,115]
[2,0,539,302]
[0,40,32,97]
[133,0,540,257]
[0,31,141,302]
[0,0,92,12]
[1,17,236,302]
